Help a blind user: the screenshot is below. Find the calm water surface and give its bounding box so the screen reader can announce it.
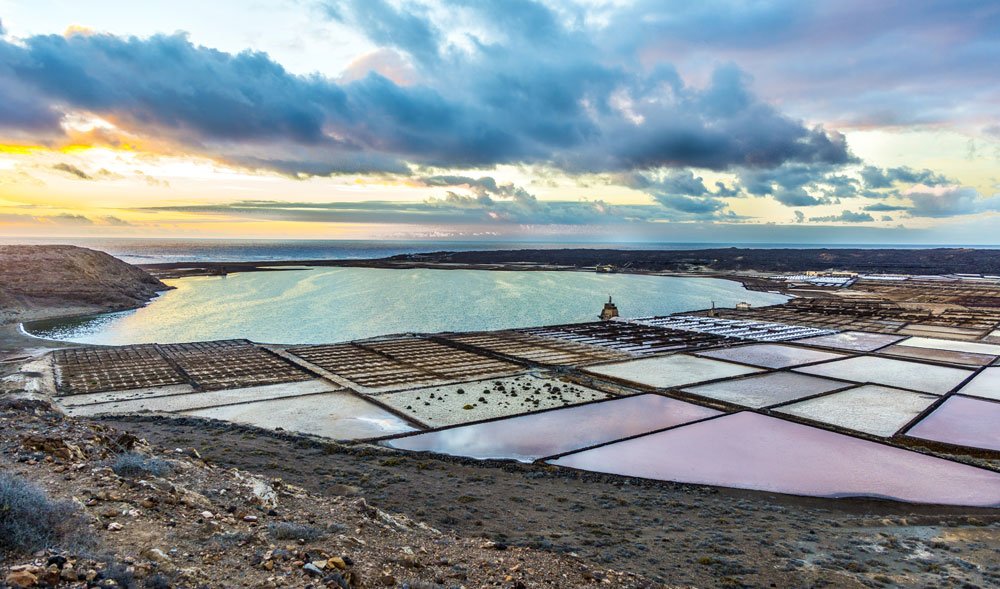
[27,267,787,345]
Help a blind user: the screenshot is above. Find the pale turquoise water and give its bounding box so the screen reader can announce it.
[27,267,787,345]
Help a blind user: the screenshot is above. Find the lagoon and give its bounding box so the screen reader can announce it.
[27,267,787,345]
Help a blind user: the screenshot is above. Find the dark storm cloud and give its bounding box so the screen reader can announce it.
[0,1,851,176]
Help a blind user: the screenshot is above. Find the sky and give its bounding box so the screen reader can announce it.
[0,0,998,243]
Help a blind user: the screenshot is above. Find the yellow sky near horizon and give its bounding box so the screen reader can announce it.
[2,122,998,239]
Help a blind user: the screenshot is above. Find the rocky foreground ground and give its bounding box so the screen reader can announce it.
[0,394,659,589]
[2,384,999,588]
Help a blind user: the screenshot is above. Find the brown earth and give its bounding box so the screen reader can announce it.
[99,414,1000,589]
[0,245,167,325]
[0,398,655,588]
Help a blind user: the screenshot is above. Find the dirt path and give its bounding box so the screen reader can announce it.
[102,415,1000,589]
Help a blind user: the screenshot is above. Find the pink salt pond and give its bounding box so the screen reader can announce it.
[384,394,721,462]
[905,395,1000,452]
[549,412,1000,507]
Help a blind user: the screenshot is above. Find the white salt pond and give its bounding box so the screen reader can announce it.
[695,343,845,369]
[792,331,904,352]
[879,344,997,367]
[385,394,722,462]
[956,367,1000,401]
[181,391,418,439]
[57,384,196,406]
[681,372,848,408]
[549,411,1000,506]
[795,356,972,394]
[899,337,1000,356]
[374,375,612,427]
[61,380,337,417]
[584,354,762,389]
[774,385,939,437]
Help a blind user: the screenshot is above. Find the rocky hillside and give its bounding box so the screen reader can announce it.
[0,246,167,324]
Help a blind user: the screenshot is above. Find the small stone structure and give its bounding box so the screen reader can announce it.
[600,296,620,321]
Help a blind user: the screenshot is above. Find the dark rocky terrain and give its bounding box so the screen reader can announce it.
[386,248,1000,275]
[137,247,1000,279]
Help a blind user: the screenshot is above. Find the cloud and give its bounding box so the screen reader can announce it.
[616,169,738,217]
[142,196,732,226]
[774,187,830,207]
[738,163,843,197]
[0,212,97,225]
[0,3,852,177]
[863,202,910,212]
[808,210,875,223]
[860,166,952,189]
[904,185,1000,218]
[45,213,94,224]
[616,1,1000,129]
[99,215,132,226]
[52,162,92,180]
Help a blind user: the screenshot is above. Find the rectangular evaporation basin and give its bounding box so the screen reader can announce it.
[374,375,611,427]
[549,411,1000,507]
[792,331,904,352]
[899,337,1000,356]
[695,343,845,369]
[794,356,971,395]
[181,391,418,440]
[57,384,197,408]
[584,354,762,389]
[905,395,1000,452]
[878,344,996,367]
[63,380,338,417]
[385,394,722,462]
[957,367,1000,401]
[775,385,939,437]
[681,372,848,408]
